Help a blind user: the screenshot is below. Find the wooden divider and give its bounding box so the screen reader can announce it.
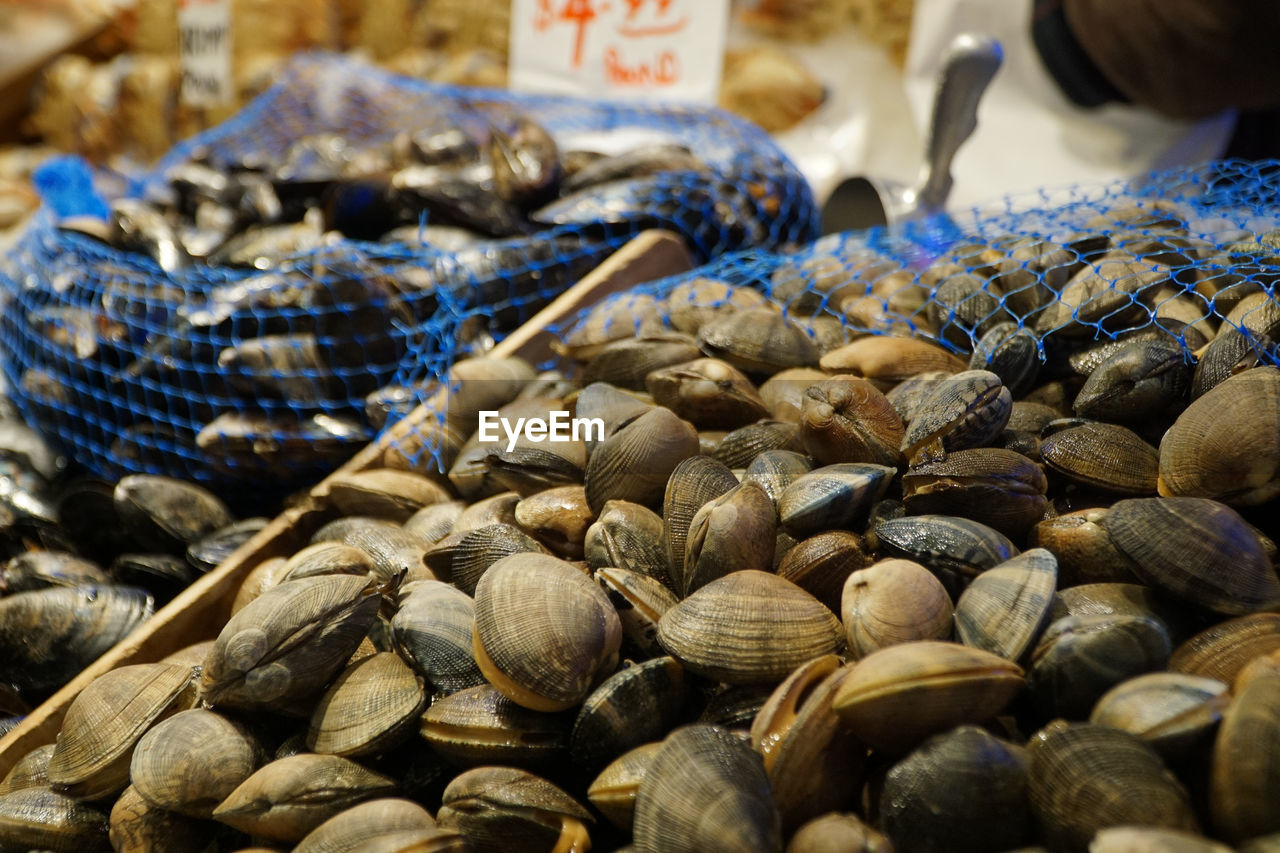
[0,229,694,778]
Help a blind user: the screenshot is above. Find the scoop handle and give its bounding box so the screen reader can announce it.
[915,33,1003,213]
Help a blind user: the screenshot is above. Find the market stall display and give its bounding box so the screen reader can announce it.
[3,157,1280,850]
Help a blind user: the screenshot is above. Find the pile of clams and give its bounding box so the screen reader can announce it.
[6,203,1280,852]
[0,397,265,725]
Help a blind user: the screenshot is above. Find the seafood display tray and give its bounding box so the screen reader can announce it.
[0,229,695,778]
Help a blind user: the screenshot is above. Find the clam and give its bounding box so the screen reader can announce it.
[832,641,1024,754]
[201,574,382,710]
[113,474,234,554]
[760,367,831,423]
[900,370,1012,464]
[969,321,1043,397]
[1211,673,1280,843]
[880,725,1031,853]
[332,524,431,593]
[1158,367,1280,506]
[584,500,670,588]
[391,580,485,695]
[293,798,442,853]
[108,784,210,853]
[570,657,685,773]
[663,277,769,336]
[587,742,661,832]
[313,469,451,522]
[513,485,593,559]
[401,500,466,546]
[0,787,109,852]
[581,333,703,390]
[1101,497,1280,615]
[885,370,956,425]
[1090,826,1232,853]
[658,570,843,685]
[819,336,967,391]
[697,307,820,374]
[929,270,1015,350]
[1027,614,1172,721]
[279,543,380,586]
[954,549,1058,663]
[212,754,398,843]
[584,406,699,514]
[743,449,815,511]
[645,358,770,428]
[307,652,425,757]
[778,530,869,613]
[0,584,154,698]
[871,515,1018,597]
[798,376,903,467]
[130,709,264,818]
[902,447,1048,540]
[750,655,864,831]
[662,455,739,584]
[472,552,621,711]
[1041,422,1160,495]
[786,812,891,853]
[0,745,54,796]
[594,567,679,658]
[633,724,781,853]
[450,491,520,534]
[1090,672,1229,760]
[683,481,775,595]
[419,683,571,769]
[1027,721,1198,853]
[1034,257,1171,337]
[47,663,199,800]
[777,463,894,538]
[437,766,592,853]
[1,551,106,593]
[1168,613,1280,686]
[712,419,806,468]
[1030,509,1143,586]
[426,522,547,596]
[841,559,953,659]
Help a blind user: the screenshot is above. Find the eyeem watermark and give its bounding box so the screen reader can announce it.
[478,411,605,452]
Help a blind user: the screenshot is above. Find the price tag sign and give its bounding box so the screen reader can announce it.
[177,0,233,107]
[509,0,730,104]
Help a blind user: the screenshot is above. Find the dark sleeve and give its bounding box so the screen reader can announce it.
[1032,0,1280,120]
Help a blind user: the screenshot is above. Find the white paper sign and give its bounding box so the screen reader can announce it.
[509,0,730,104]
[178,0,233,107]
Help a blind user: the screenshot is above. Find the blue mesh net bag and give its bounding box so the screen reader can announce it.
[376,159,1280,500]
[0,54,818,494]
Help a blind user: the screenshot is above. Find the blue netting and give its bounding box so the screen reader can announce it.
[0,54,817,491]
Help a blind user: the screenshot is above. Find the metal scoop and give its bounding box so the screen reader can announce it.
[821,33,1003,234]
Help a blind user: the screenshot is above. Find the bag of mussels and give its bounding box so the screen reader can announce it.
[0,53,817,499]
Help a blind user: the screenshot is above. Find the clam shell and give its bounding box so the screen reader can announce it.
[419,683,571,769]
[645,357,770,429]
[798,376,903,467]
[683,481,776,596]
[594,567,679,658]
[47,663,199,800]
[585,406,700,514]
[778,463,894,538]
[900,370,1012,464]
[712,419,805,468]
[585,500,670,588]
[293,798,439,853]
[662,455,739,588]
[658,570,844,685]
[633,724,781,853]
[108,783,210,853]
[698,307,820,374]
[902,447,1048,540]
[1090,672,1229,760]
[743,449,815,511]
[391,581,485,695]
[437,766,592,853]
[428,522,547,596]
[130,709,264,818]
[513,485,593,559]
[570,657,685,774]
[0,745,54,796]
[473,552,621,711]
[201,574,382,710]
[401,500,466,546]
[307,653,426,757]
[1102,497,1280,615]
[954,548,1058,662]
[212,753,398,842]
[841,559,953,659]
[778,530,869,613]
[1042,422,1159,495]
[881,725,1031,853]
[787,812,891,853]
[1027,721,1197,853]
[279,543,379,586]
[0,786,109,852]
[1090,826,1231,853]
[832,641,1024,754]
[1169,613,1280,684]
[313,469,451,522]
[113,475,234,554]
[819,336,967,389]
[1158,366,1280,505]
[749,655,864,832]
[871,515,1018,597]
[587,742,661,832]
[1210,673,1280,843]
